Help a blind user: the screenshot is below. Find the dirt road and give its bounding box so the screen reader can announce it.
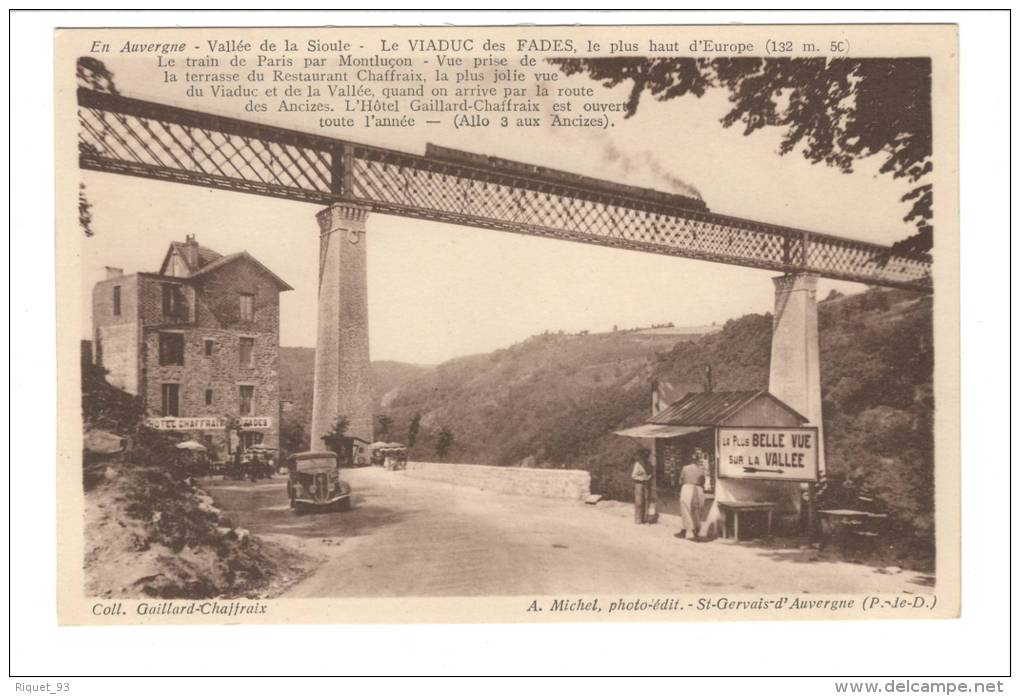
[203,467,929,598]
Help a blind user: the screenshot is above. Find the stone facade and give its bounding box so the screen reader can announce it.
[92,274,141,394]
[92,239,291,461]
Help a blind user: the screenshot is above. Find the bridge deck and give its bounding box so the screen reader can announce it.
[77,88,932,291]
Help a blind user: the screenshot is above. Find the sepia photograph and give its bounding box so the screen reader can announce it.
[11,5,1020,685]
[50,23,961,627]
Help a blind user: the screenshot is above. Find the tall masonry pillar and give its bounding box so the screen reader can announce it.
[769,273,825,476]
[310,203,373,450]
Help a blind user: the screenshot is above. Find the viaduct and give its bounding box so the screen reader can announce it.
[76,87,934,474]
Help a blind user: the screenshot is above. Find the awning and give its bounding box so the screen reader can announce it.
[613,424,708,440]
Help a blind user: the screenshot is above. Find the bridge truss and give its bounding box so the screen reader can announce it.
[77,88,932,292]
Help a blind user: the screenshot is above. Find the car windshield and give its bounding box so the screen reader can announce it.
[294,457,336,473]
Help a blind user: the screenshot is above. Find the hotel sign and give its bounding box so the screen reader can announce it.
[146,416,273,431]
[716,426,818,482]
[146,417,225,431]
[237,416,272,430]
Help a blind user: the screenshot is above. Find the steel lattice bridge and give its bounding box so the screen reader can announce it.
[77,87,932,292]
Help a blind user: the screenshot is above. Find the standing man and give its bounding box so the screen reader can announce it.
[631,450,653,524]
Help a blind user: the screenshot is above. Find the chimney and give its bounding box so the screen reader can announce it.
[104,266,123,279]
[182,234,200,269]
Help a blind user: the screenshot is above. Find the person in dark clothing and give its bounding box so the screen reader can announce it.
[631,450,653,524]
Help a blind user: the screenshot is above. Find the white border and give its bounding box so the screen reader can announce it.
[8,9,1012,684]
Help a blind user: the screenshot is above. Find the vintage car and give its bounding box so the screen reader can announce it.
[224,449,271,481]
[368,442,408,470]
[286,451,352,513]
[247,444,278,477]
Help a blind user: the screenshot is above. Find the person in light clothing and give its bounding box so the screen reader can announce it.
[630,450,653,524]
[678,448,707,540]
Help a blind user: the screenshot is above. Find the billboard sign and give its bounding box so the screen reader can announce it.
[716,426,818,482]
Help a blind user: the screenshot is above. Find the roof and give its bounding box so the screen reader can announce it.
[289,451,338,461]
[156,240,292,291]
[160,241,223,275]
[614,424,708,440]
[182,241,222,268]
[187,251,294,291]
[649,390,808,426]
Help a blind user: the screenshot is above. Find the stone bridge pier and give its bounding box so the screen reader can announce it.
[768,272,825,477]
[699,273,827,536]
[310,203,374,450]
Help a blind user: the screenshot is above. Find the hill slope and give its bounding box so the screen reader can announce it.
[278,347,434,451]
[280,289,934,551]
[82,364,307,598]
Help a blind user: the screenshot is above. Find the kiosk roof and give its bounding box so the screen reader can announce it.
[649,390,808,426]
[613,424,708,440]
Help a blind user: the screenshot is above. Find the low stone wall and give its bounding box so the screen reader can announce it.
[404,461,591,501]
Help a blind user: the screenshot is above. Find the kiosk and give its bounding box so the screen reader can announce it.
[615,390,819,539]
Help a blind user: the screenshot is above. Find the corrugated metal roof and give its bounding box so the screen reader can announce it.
[614,424,708,440]
[649,390,807,426]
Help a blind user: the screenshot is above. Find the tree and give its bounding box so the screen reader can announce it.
[435,427,454,461]
[407,413,422,448]
[375,414,393,440]
[550,57,933,253]
[76,57,120,238]
[280,419,308,456]
[321,416,352,465]
[79,182,94,237]
[76,56,120,94]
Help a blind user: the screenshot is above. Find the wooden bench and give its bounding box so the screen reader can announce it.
[717,501,777,541]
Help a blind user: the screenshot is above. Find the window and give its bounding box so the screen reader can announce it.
[239,385,254,416]
[239,337,255,367]
[112,286,121,316]
[162,283,186,320]
[205,389,214,406]
[239,293,255,322]
[161,383,180,417]
[204,339,214,356]
[158,332,185,366]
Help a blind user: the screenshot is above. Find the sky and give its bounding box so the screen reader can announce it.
[77,45,921,365]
